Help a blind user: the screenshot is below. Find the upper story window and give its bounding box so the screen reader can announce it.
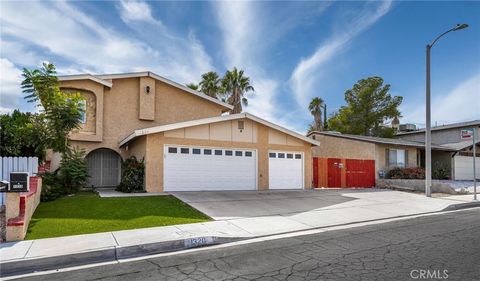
[78,100,86,124]
[388,149,406,168]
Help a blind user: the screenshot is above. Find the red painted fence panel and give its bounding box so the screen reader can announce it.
[345,159,375,188]
[327,158,342,187]
[313,157,319,188]
[314,158,375,188]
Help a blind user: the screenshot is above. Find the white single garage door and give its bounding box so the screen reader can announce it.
[164,145,257,191]
[269,151,304,189]
[454,155,480,180]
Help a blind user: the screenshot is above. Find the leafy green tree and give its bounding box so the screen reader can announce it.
[222,67,255,114]
[0,110,50,159]
[328,76,402,137]
[199,71,223,99]
[185,83,199,91]
[323,103,328,130]
[21,63,84,153]
[308,97,325,131]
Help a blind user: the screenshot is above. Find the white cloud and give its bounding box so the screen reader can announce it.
[402,73,480,126]
[214,1,258,68]
[1,1,152,73]
[0,41,42,66]
[118,0,159,24]
[290,1,392,106]
[0,1,214,86]
[212,2,295,130]
[0,58,23,113]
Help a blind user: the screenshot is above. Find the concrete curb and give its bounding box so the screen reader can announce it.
[3,202,480,278]
[0,236,244,277]
[441,201,480,211]
[0,247,116,277]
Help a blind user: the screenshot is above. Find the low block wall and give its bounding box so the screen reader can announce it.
[377,179,462,195]
[6,176,42,241]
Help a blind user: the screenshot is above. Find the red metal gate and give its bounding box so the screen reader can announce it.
[314,157,375,188]
[345,159,375,188]
[327,158,342,187]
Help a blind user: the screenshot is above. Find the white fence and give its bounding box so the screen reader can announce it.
[0,157,39,181]
[454,155,480,180]
[1,157,39,206]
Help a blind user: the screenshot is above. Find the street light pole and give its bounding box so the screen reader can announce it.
[426,45,432,197]
[425,23,468,197]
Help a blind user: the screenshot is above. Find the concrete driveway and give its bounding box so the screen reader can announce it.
[170,189,465,236]
[171,189,374,220]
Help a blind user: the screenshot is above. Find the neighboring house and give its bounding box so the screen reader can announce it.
[395,120,480,180]
[307,131,454,188]
[57,72,319,192]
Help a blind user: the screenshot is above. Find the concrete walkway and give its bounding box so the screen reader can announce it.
[96,188,168,197]
[1,189,479,276]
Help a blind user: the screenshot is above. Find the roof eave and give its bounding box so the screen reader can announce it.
[94,71,233,111]
[58,75,112,88]
[119,113,320,147]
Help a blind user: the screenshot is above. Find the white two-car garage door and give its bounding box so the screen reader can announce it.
[269,151,304,189]
[164,145,257,191]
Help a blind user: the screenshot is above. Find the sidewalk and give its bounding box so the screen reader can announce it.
[1,190,479,277]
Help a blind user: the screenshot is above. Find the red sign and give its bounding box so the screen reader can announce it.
[461,129,474,140]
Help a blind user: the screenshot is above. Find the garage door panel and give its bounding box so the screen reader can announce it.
[269,151,303,189]
[164,146,256,191]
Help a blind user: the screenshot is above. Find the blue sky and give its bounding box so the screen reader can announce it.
[1,1,479,133]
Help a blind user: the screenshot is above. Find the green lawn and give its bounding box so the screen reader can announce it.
[25,192,210,240]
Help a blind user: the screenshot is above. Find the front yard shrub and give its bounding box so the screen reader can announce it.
[386,167,425,179]
[433,163,450,180]
[41,147,88,201]
[117,156,145,193]
[40,170,64,201]
[58,147,88,194]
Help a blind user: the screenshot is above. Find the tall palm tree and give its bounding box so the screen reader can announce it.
[308,97,324,131]
[185,83,199,91]
[199,71,222,99]
[222,67,254,114]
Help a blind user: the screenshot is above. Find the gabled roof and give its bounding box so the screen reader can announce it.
[96,71,233,111]
[307,131,455,151]
[58,74,112,88]
[120,113,320,147]
[58,71,233,111]
[396,120,480,136]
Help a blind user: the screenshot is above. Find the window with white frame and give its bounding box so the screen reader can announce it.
[79,100,86,124]
[389,149,406,167]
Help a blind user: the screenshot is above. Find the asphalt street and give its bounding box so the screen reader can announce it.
[16,208,480,281]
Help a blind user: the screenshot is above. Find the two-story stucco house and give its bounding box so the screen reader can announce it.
[57,72,318,192]
[395,120,480,180]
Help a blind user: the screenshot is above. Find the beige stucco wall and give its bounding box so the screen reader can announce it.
[127,136,147,161]
[64,77,226,157]
[6,177,42,241]
[137,122,313,192]
[61,80,104,142]
[164,119,258,143]
[375,144,418,175]
[310,134,419,179]
[139,77,156,120]
[311,135,376,159]
[269,129,304,147]
[63,89,97,133]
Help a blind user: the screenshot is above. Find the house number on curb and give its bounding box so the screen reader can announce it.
[184,237,214,248]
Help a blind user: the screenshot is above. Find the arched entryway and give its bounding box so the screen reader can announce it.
[86,148,121,188]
